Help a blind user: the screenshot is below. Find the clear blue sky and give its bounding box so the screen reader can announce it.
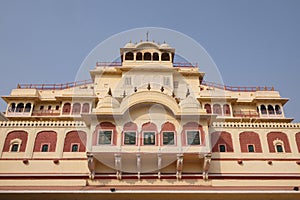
[0,0,300,121]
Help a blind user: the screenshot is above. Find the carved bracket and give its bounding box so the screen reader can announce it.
[114,154,122,180]
[176,154,183,180]
[202,153,212,180]
[87,153,95,180]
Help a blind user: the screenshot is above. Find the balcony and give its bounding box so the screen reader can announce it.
[233,111,259,118]
[32,110,61,116]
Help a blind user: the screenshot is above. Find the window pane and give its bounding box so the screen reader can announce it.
[124,132,136,145]
[72,144,79,152]
[11,144,19,152]
[163,132,175,145]
[144,132,155,145]
[98,131,112,144]
[187,131,200,145]
[276,144,283,152]
[41,144,49,152]
[248,145,255,152]
[219,145,226,152]
[163,77,170,86]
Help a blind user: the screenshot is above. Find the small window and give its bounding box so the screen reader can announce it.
[186,131,200,145]
[124,132,136,145]
[82,103,90,113]
[98,130,112,145]
[276,144,283,153]
[144,52,151,61]
[173,81,179,89]
[125,52,134,60]
[205,104,212,114]
[124,77,132,86]
[219,144,226,152]
[275,105,282,115]
[248,144,255,152]
[40,105,44,110]
[163,77,170,86]
[161,52,170,61]
[71,144,79,152]
[41,144,49,152]
[143,132,155,145]
[55,105,60,110]
[213,104,222,115]
[24,103,31,112]
[153,52,159,61]
[163,132,175,145]
[48,105,52,110]
[261,105,267,115]
[10,144,19,152]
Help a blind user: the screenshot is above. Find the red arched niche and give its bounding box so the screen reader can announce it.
[34,131,57,152]
[140,122,158,146]
[295,132,300,152]
[239,131,262,153]
[267,132,291,153]
[181,122,205,146]
[63,131,87,152]
[93,122,117,145]
[3,131,28,152]
[160,122,176,146]
[211,131,234,152]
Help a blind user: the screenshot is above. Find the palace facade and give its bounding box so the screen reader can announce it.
[0,41,300,199]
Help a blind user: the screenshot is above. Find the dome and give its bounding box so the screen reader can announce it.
[96,95,120,109]
[179,95,201,109]
[124,42,135,48]
[160,43,170,48]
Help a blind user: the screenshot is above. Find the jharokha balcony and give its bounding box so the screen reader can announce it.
[233,110,260,118]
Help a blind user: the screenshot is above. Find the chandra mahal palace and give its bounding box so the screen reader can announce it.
[0,40,300,199]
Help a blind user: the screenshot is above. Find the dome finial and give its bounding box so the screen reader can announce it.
[146,31,149,41]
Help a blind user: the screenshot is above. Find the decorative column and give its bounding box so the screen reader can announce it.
[176,153,183,180]
[87,153,95,180]
[202,153,212,180]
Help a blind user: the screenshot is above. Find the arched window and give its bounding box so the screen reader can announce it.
[223,104,231,115]
[41,144,49,152]
[82,103,90,113]
[260,105,267,115]
[71,144,79,152]
[213,104,222,115]
[8,103,16,112]
[268,105,275,115]
[72,103,81,115]
[10,143,19,152]
[125,52,134,60]
[136,52,142,60]
[16,103,24,112]
[144,52,151,61]
[161,52,170,61]
[204,104,212,114]
[153,52,159,61]
[62,103,71,115]
[275,105,282,115]
[24,103,31,112]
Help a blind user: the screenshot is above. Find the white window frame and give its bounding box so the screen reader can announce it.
[98,129,113,145]
[186,130,201,145]
[143,131,156,145]
[123,131,137,145]
[162,131,176,146]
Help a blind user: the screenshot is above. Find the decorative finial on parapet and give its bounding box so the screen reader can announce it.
[147,83,151,91]
[146,31,149,41]
[186,88,190,97]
